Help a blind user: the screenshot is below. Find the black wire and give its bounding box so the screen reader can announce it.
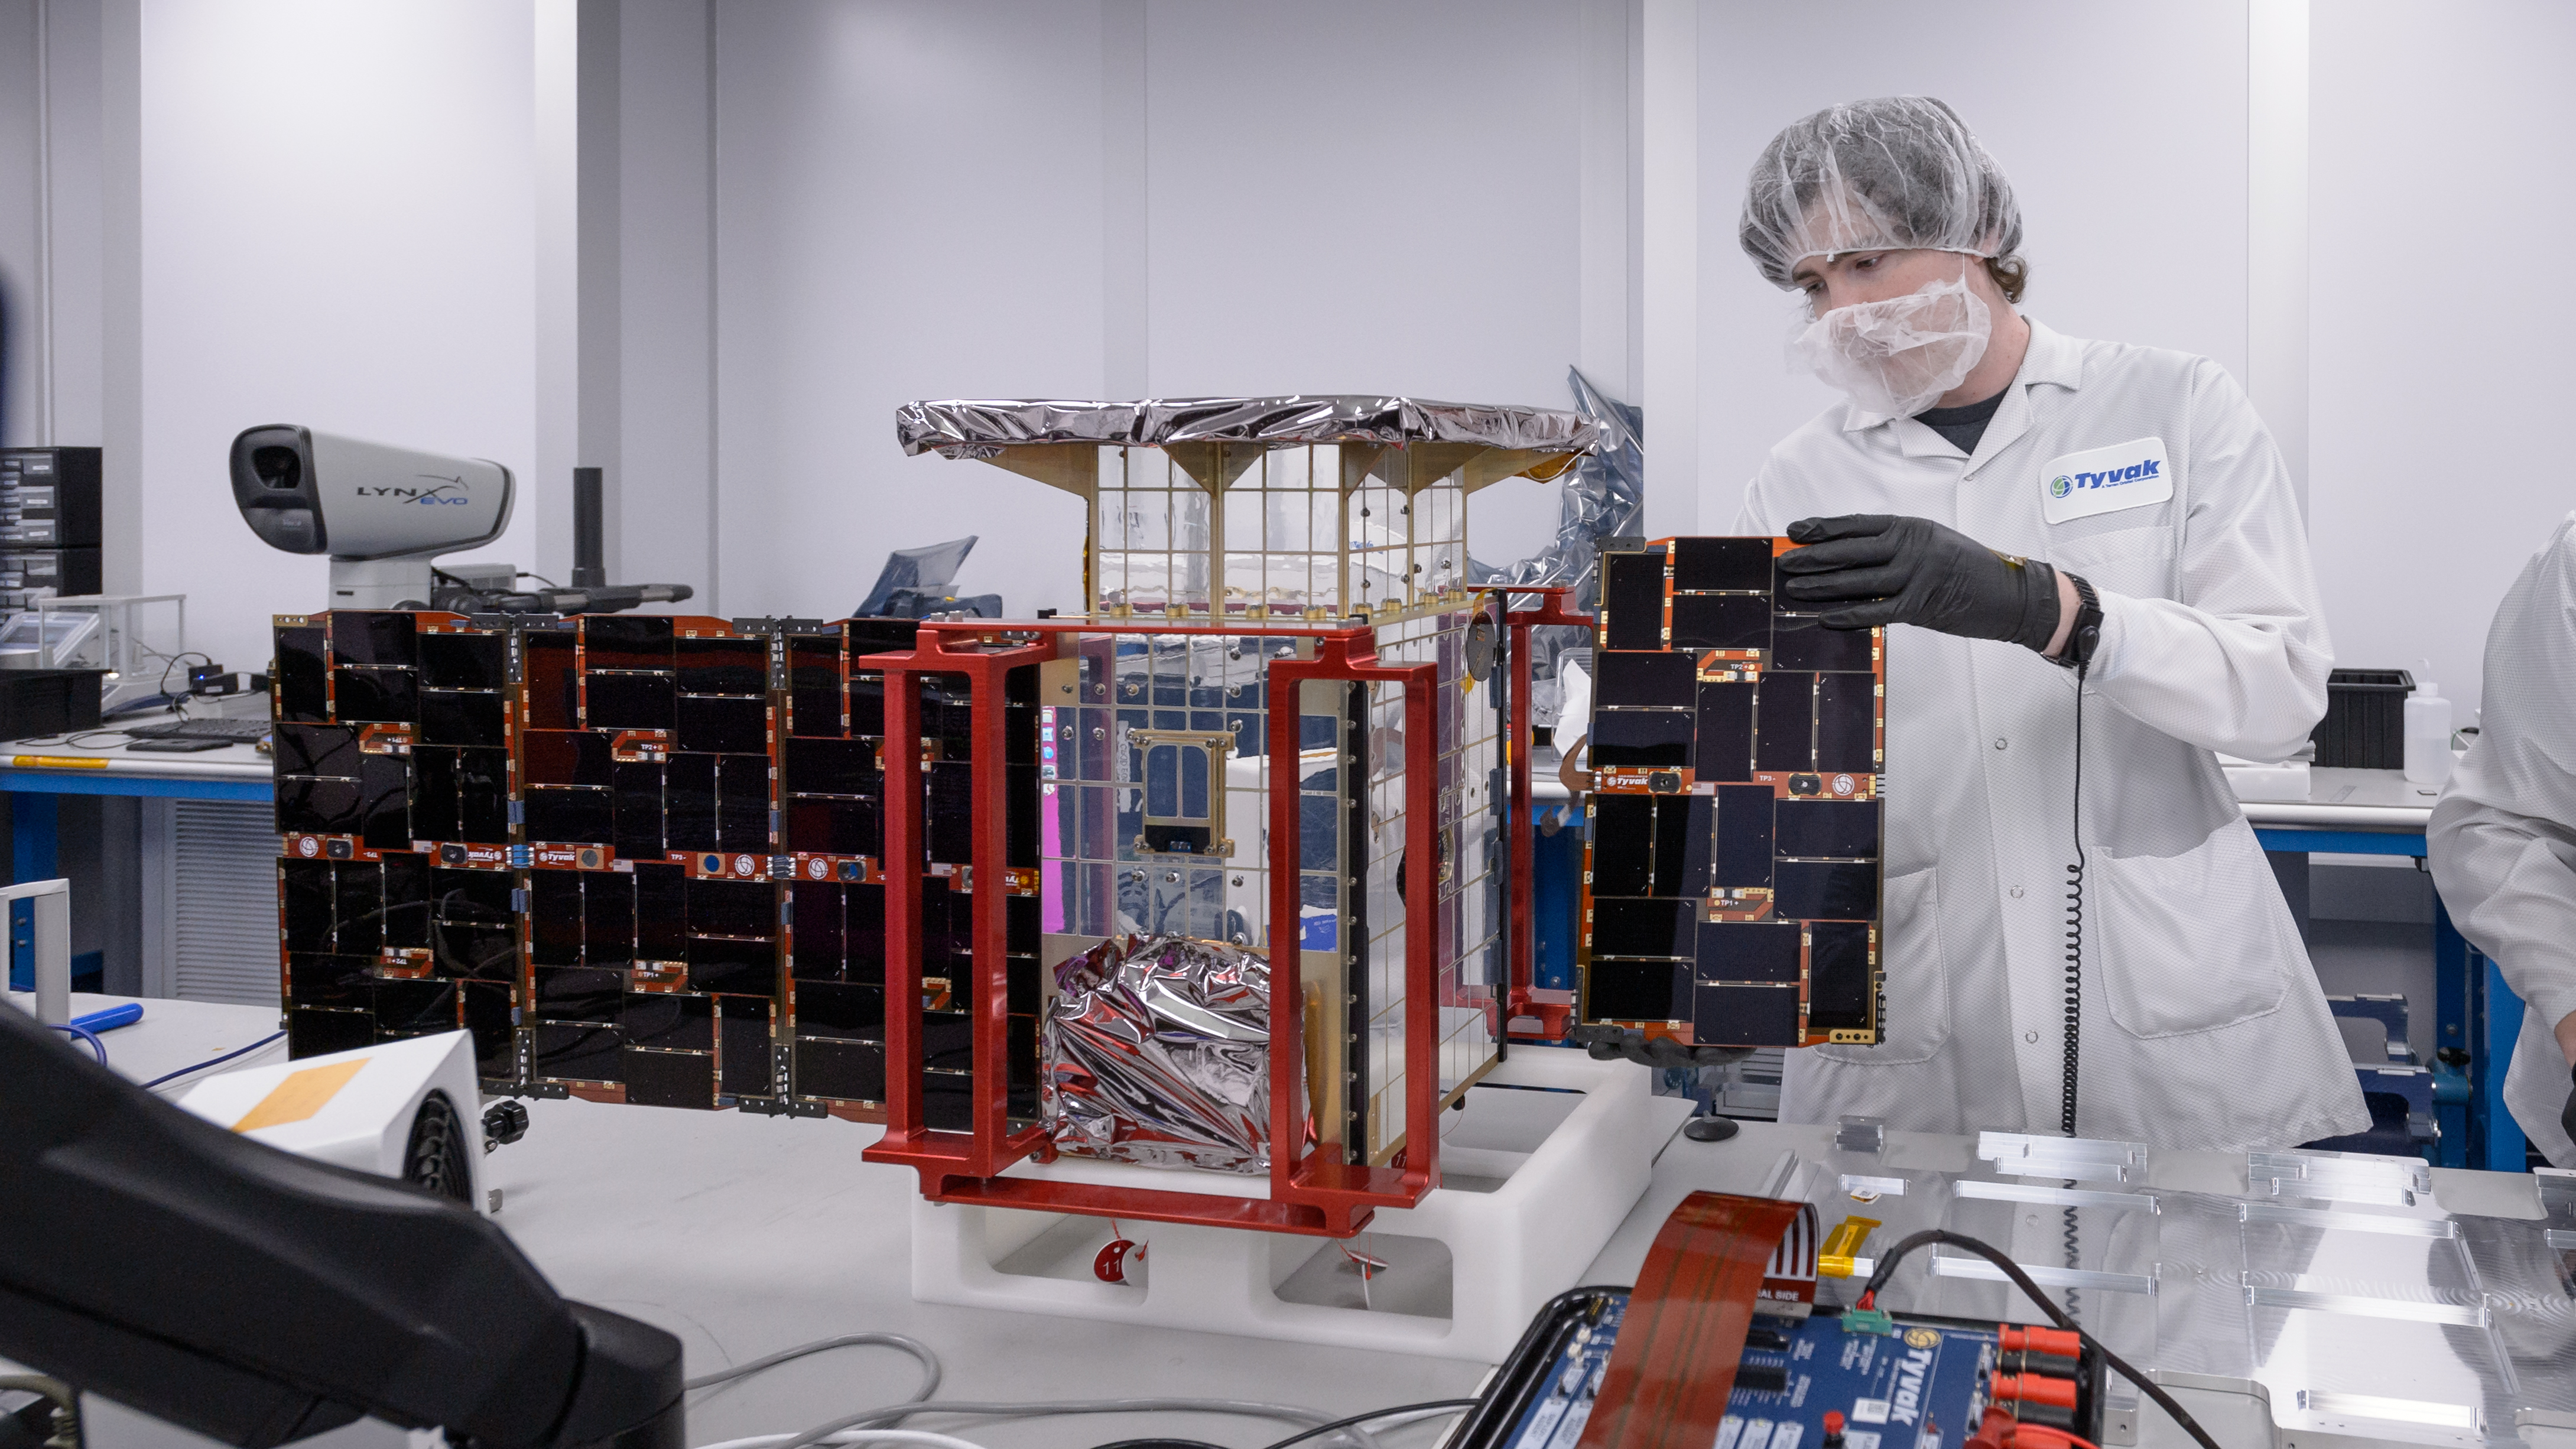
[1859,1229,2221,1449]
[2059,658,2088,1137]
[2060,1201,2083,1329]
[2059,658,2094,1325]
[11,728,138,748]
[139,1031,286,1090]
[1089,1442,1230,1449]
[155,651,215,696]
[1258,1400,1479,1449]
[154,650,217,718]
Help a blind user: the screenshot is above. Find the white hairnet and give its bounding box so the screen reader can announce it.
[1739,96,2022,290]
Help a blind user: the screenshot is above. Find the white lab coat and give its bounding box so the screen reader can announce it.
[2427,513,2576,1168]
[1735,318,2367,1151]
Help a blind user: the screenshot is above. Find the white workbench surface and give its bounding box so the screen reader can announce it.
[12,993,2549,1449]
[2237,765,2441,830]
[1,713,271,781]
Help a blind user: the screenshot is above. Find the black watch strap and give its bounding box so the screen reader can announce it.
[2051,571,2103,670]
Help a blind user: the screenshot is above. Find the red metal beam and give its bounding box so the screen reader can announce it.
[1265,629,1443,1216]
[860,626,1051,1182]
[922,1172,1372,1237]
[1503,587,1586,1039]
[871,640,925,1152]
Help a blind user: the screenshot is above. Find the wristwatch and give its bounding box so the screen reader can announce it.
[2049,570,2103,670]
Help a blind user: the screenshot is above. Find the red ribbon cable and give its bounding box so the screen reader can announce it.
[1576,1191,1805,1449]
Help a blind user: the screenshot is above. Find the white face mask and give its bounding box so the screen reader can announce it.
[1785,265,1993,418]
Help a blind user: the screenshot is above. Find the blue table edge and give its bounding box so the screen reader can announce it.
[0,770,271,801]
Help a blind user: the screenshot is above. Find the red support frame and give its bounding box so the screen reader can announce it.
[1503,586,1588,1041]
[857,616,1447,1237]
[858,626,1054,1182]
[1262,629,1443,1230]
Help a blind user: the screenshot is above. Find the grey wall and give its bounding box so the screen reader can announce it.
[6,0,2558,738]
[703,0,1612,622]
[709,0,1108,621]
[135,0,543,675]
[0,0,44,446]
[2307,0,2576,720]
[0,0,106,454]
[1690,0,2257,532]
[612,0,717,600]
[1,1,2564,721]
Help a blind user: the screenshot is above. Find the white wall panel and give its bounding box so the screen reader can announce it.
[2307,1,2576,718]
[1693,2,2253,531]
[137,0,538,674]
[1144,0,1589,571]
[1639,0,1698,538]
[710,2,1103,623]
[2246,0,2311,515]
[0,0,41,447]
[614,0,717,599]
[709,1,1596,619]
[0,0,105,453]
[1136,1,1584,405]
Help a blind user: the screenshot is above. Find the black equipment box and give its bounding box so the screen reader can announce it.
[2312,667,2412,769]
[0,448,104,548]
[0,669,105,740]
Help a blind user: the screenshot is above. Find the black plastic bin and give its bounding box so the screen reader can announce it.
[0,668,104,740]
[2311,667,2412,769]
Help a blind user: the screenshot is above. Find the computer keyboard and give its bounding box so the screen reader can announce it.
[124,717,272,743]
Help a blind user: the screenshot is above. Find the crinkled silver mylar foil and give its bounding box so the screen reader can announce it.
[895,394,1600,459]
[1471,366,1643,720]
[1042,933,1274,1174]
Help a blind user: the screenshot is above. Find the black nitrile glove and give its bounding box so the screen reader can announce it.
[1779,514,2062,650]
[2564,1064,2575,1147]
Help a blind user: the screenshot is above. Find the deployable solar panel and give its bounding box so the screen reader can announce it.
[1577,537,1886,1050]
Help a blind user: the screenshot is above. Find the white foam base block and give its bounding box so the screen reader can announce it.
[911,1048,1691,1361]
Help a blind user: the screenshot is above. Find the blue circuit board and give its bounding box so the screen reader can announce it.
[1498,1294,1626,1449]
[1497,1302,1999,1449]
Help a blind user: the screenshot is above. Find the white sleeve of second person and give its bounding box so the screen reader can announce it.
[2429,513,2576,1035]
[2084,362,2334,762]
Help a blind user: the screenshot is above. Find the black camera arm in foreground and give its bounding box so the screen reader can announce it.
[0,1005,681,1449]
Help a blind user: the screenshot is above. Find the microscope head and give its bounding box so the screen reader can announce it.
[230,425,513,562]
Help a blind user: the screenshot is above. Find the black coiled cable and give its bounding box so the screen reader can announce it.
[2060,659,2089,1137]
[2061,1203,2083,1328]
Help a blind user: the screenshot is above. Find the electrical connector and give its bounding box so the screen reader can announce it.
[1970,1406,2097,1449]
[1990,1373,2078,1411]
[1997,1325,2083,1359]
[1840,1308,1895,1336]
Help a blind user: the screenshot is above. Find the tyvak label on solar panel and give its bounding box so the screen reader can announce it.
[1577,537,1886,1049]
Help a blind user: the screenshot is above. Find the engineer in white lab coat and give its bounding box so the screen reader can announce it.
[2427,515,2576,1168]
[1731,98,2365,1150]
